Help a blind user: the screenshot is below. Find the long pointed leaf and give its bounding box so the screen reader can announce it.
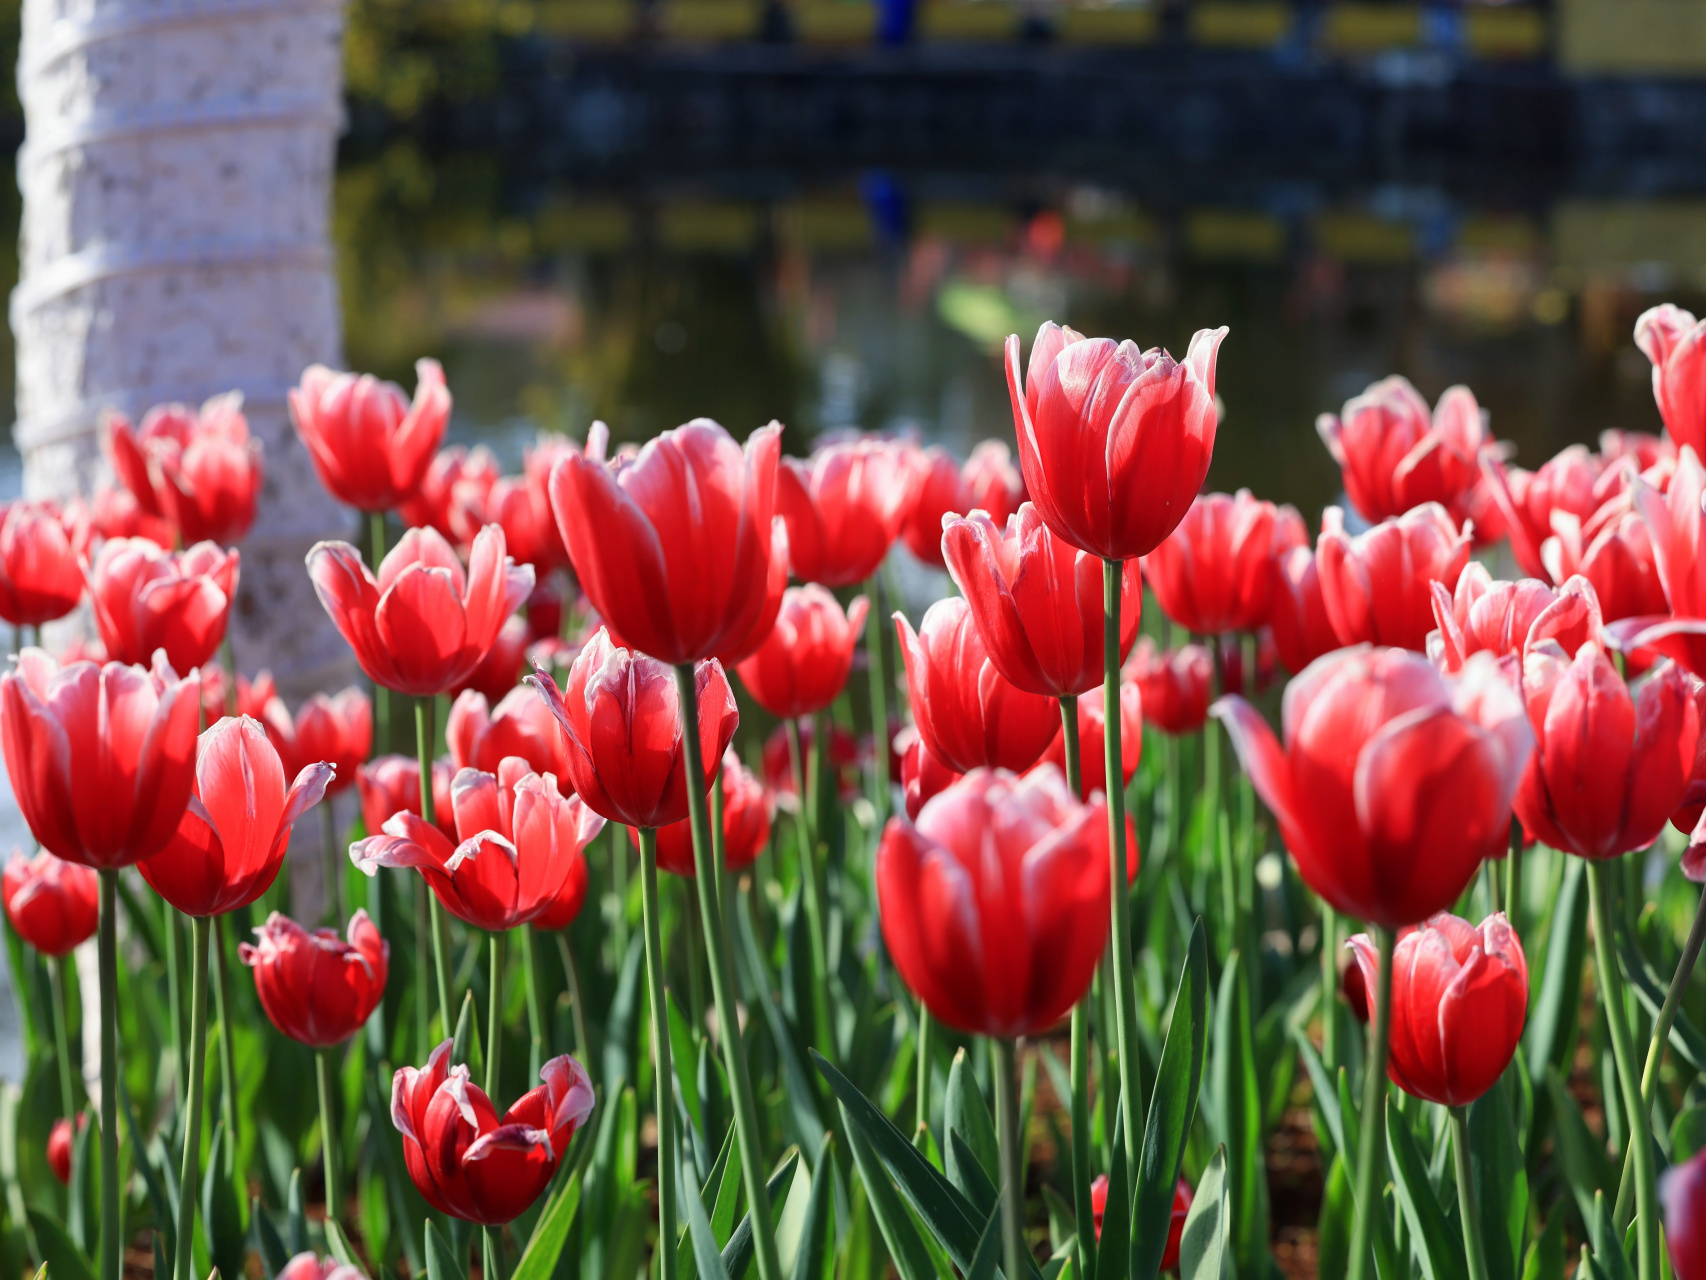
[788,1136,836,1280]
[721,1152,801,1279]
[681,1153,733,1280]
[1179,1147,1230,1280]
[842,1101,936,1280]
[1386,1101,1466,1280]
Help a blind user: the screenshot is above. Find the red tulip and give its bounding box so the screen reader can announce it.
[107,393,263,546]
[1482,447,1607,581]
[778,436,920,587]
[290,360,451,514]
[1124,639,1213,736]
[48,1115,83,1185]
[0,501,86,627]
[530,844,590,931]
[961,441,1026,524]
[549,419,784,666]
[276,1254,365,1280]
[899,442,1026,569]
[239,910,389,1048]
[1317,376,1491,528]
[942,504,1142,699]
[139,716,334,917]
[392,1039,594,1225]
[1,649,199,869]
[1427,564,1602,673]
[456,615,530,704]
[1006,321,1226,562]
[447,686,567,778]
[285,689,373,796]
[1346,911,1528,1107]
[1546,490,1668,625]
[1090,1175,1190,1267]
[877,767,1109,1037]
[1213,647,1532,928]
[896,725,962,821]
[734,586,868,718]
[1664,1147,1706,1280]
[529,628,738,831]
[1316,504,1470,652]
[466,475,563,574]
[403,445,500,543]
[637,749,773,877]
[87,538,239,674]
[1268,547,1339,676]
[1601,428,1674,471]
[895,598,1060,774]
[358,754,454,840]
[77,485,172,549]
[1636,304,1706,457]
[1511,641,1698,860]
[1035,683,1141,802]
[763,718,862,806]
[308,524,534,699]
[1142,491,1306,636]
[2,849,98,955]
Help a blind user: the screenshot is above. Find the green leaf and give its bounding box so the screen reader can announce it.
[27,1211,93,1280]
[1622,942,1706,1075]
[1521,1214,1565,1280]
[1291,1028,1346,1162]
[452,991,482,1084]
[120,1078,172,1262]
[734,898,827,1163]
[1469,1080,1528,1280]
[66,1102,93,1259]
[720,1152,800,1280]
[1526,858,1589,1080]
[1386,1101,1466,1280]
[1096,1140,1130,1280]
[1588,1192,1631,1280]
[1673,1105,1706,1163]
[1178,1146,1230,1280]
[1317,1154,1353,1280]
[1210,952,1267,1279]
[680,1152,733,1280]
[948,1132,998,1220]
[425,1218,468,1280]
[840,1102,935,1280]
[1134,919,1209,1280]
[324,1220,366,1275]
[965,1206,1001,1280]
[668,992,704,1138]
[944,1050,999,1189]
[788,1136,835,1280]
[200,1124,246,1280]
[251,1199,289,1279]
[1544,1068,1613,1226]
[287,1169,308,1256]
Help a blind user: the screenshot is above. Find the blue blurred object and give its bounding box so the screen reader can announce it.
[875,0,917,45]
[861,171,911,244]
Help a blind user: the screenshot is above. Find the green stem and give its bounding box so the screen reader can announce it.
[1449,1105,1489,1280]
[673,663,782,1280]
[321,803,343,925]
[993,1038,1027,1280]
[637,828,679,1280]
[370,512,391,754]
[521,924,545,1079]
[416,698,453,1035]
[175,915,211,1280]
[318,1049,341,1227]
[212,915,238,1156]
[50,956,78,1119]
[1055,696,1095,1280]
[1102,559,1143,1173]
[365,866,387,1059]
[1505,820,1523,935]
[915,1004,932,1138]
[1588,860,1658,1280]
[785,717,834,1061]
[611,823,630,964]
[484,1225,508,1280]
[486,931,504,1099]
[556,932,590,1066]
[164,896,184,1105]
[1321,906,1340,1077]
[414,878,432,1057]
[864,574,890,828]
[1347,924,1395,1280]
[97,872,121,1280]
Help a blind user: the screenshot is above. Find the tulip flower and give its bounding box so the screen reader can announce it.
[447,686,567,778]
[530,847,590,931]
[462,473,563,574]
[895,598,1061,774]
[763,718,861,807]
[307,524,534,699]
[358,754,455,840]
[734,585,868,718]
[275,1254,366,1280]
[1,649,199,869]
[455,615,530,705]
[1636,304,1706,457]
[1316,504,1471,652]
[403,445,500,543]
[1512,641,1698,860]
[2,849,98,956]
[942,504,1142,699]
[1664,1148,1706,1280]
[239,910,389,1047]
[1541,492,1669,626]
[1141,491,1306,636]
[139,716,334,918]
[1602,428,1674,471]
[284,689,373,795]
[1316,376,1491,528]
[1346,912,1528,1107]
[1125,638,1213,736]
[529,628,738,832]
[635,749,773,877]
[897,725,962,821]
[87,538,239,674]
[48,1116,81,1185]
[76,485,173,549]
[1481,446,1606,581]
[107,392,263,546]
[352,758,605,932]
[1213,647,1532,928]
[290,360,451,514]
[392,1039,594,1225]
[0,501,86,628]
[899,441,1025,568]
[877,766,1109,1037]
[1427,565,1603,673]
[1268,547,1339,675]
[1091,1175,1190,1268]
[549,419,784,666]
[1006,321,1226,561]
[777,436,920,587]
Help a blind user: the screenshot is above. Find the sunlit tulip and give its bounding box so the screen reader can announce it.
[897,725,962,821]
[1,649,199,869]
[1142,491,1305,636]
[895,598,1060,775]
[942,504,1142,699]
[1347,912,1528,1107]
[899,441,1026,568]
[447,686,567,778]
[1317,376,1491,528]
[1091,1176,1190,1268]
[1545,491,1667,625]
[877,766,1109,1037]
[777,436,920,587]
[358,754,454,840]
[550,419,783,665]
[734,585,868,718]
[108,393,263,546]
[392,1039,594,1225]
[87,538,239,673]
[239,910,389,1047]
[636,749,772,877]
[1124,638,1213,736]
[1636,304,1706,457]
[1315,504,1470,652]
[1482,446,1606,581]
[1427,565,1602,673]
[402,445,500,543]
[2,849,98,956]
[290,360,451,513]
[276,1254,366,1280]
[1663,1147,1706,1280]
[1628,445,1706,674]
[282,689,372,796]
[139,716,333,917]
[763,719,861,807]
[1266,548,1337,675]
[308,524,533,699]
[529,628,737,831]
[0,501,85,628]
[1214,647,1532,928]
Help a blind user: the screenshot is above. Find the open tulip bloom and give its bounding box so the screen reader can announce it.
[107,392,264,547]
[290,359,451,515]
[241,910,389,1048]
[86,538,240,674]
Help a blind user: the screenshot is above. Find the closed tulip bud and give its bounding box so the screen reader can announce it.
[1269,547,1339,676]
[87,538,239,674]
[403,445,500,543]
[239,910,389,1048]
[942,504,1142,699]
[1142,491,1306,636]
[352,758,605,932]
[285,689,372,796]
[735,585,868,718]
[529,629,738,831]
[0,501,85,628]
[2,850,98,956]
[1,649,199,869]
[877,767,1109,1037]
[139,716,334,917]
[1316,504,1471,652]
[550,419,784,666]
[47,1115,84,1185]
[898,442,1024,568]
[1090,1176,1190,1268]
[392,1039,594,1225]
[1636,304,1706,458]
[1347,912,1528,1107]
[1006,320,1226,561]
[107,392,263,546]
[308,524,534,699]
[897,725,962,821]
[1663,1148,1706,1280]
[276,1254,366,1280]
[636,749,773,877]
[290,360,451,514]
[1214,647,1532,929]
[358,754,455,840]
[1124,638,1213,736]
[895,598,1060,775]
[447,686,567,778]
[1427,564,1603,673]
[778,436,920,587]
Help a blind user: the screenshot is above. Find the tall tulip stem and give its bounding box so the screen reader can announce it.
[415,697,454,1034]
[317,1048,341,1227]
[321,804,344,925]
[212,915,239,1153]
[486,931,504,1099]
[785,717,835,1061]
[1347,923,1395,1280]
[370,511,391,752]
[521,924,545,1079]
[672,662,782,1280]
[175,915,212,1280]
[1320,906,1339,1075]
[164,897,184,1104]
[1449,1105,1489,1280]
[1505,820,1524,937]
[1057,696,1095,1280]
[864,573,890,827]
[97,871,121,1280]
[49,956,77,1120]
[636,828,678,1280]
[1101,558,1142,1172]
[555,933,590,1065]
[993,1037,1027,1280]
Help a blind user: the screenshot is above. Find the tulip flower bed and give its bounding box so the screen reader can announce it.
[3,310,1706,1280]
